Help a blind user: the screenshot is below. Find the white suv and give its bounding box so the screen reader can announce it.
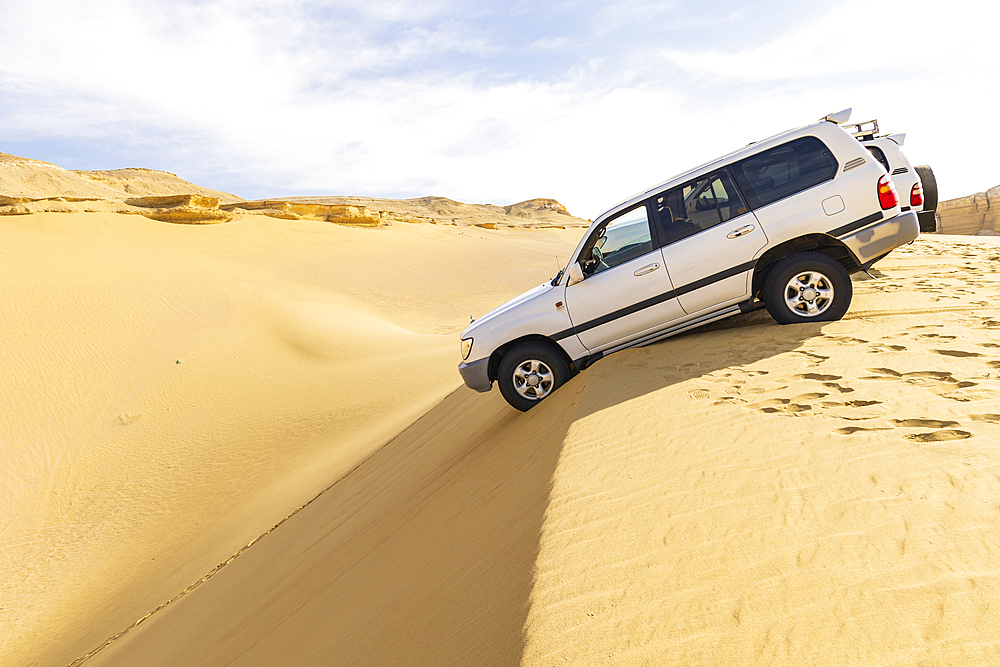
[459,109,920,411]
[845,119,938,233]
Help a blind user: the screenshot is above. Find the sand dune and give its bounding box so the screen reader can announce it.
[37,234,998,667]
[0,210,581,667]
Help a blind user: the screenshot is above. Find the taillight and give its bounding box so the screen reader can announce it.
[910,181,924,207]
[878,174,899,210]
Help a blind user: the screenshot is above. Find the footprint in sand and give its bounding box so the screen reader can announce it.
[868,344,907,352]
[835,426,891,435]
[932,349,984,358]
[822,381,855,394]
[750,397,812,415]
[791,392,828,401]
[904,430,973,443]
[762,404,812,415]
[863,368,901,378]
[714,396,748,405]
[793,373,842,381]
[826,335,869,344]
[971,414,1000,424]
[793,351,830,364]
[892,419,960,428]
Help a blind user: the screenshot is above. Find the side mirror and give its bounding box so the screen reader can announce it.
[567,263,585,286]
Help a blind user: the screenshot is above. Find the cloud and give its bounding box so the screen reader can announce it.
[0,0,996,215]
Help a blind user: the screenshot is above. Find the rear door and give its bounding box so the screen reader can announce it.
[652,170,768,315]
[563,203,684,352]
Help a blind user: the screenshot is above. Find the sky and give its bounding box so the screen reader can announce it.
[0,0,997,219]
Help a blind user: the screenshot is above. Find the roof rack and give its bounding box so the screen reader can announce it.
[842,119,880,139]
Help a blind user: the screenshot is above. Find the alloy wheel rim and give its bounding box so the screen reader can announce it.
[783,270,834,317]
[512,359,554,400]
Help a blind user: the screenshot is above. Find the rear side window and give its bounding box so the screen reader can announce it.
[652,171,749,246]
[866,146,890,173]
[733,137,838,209]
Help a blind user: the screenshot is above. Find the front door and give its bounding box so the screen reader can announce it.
[564,203,685,352]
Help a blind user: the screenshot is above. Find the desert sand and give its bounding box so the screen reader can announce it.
[4,155,1000,666]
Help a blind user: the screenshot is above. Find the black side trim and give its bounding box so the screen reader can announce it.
[675,260,757,297]
[570,288,679,336]
[829,211,883,238]
[555,260,758,340]
[552,327,576,341]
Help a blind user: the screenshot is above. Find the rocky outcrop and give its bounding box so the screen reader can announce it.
[0,152,241,204]
[221,200,383,226]
[504,198,572,218]
[74,168,243,204]
[266,196,589,228]
[0,151,590,229]
[936,185,1000,235]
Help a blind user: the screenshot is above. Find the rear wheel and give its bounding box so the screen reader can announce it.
[914,165,938,211]
[497,342,570,411]
[763,252,852,324]
[914,165,938,233]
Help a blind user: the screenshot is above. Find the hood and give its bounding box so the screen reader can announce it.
[462,282,554,337]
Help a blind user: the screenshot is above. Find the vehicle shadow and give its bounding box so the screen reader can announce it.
[567,309,828,420]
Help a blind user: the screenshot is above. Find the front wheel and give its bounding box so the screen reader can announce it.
[762,252,852,324]
[497,342,570,412]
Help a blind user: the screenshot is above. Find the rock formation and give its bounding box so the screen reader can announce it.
[936,185,1000,235]
[0,151,589,228]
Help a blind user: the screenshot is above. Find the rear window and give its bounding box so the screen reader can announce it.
[866,146,890,173]
[733,137,838,209]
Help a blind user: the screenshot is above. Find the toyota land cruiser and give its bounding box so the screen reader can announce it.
[459,109,920,410]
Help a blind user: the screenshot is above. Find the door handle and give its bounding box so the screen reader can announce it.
[634,263,659,276]
[727,224,755,239]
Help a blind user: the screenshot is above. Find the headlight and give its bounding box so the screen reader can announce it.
[461,337,473,360]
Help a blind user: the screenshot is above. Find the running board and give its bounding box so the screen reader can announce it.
[602,305,742,356]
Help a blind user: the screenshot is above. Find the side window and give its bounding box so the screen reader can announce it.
[652,171,748,246]
[866,146,890,173]
[733,136,838,209]
[580,205,654,276]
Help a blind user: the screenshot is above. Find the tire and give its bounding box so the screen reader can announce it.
[914,165,938,212]
[762,252,852,325]
[917,210,937,233]
[497,342,570,412]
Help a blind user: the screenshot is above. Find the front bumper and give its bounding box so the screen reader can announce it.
[840,210,919,265]
[458,357,492,392]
